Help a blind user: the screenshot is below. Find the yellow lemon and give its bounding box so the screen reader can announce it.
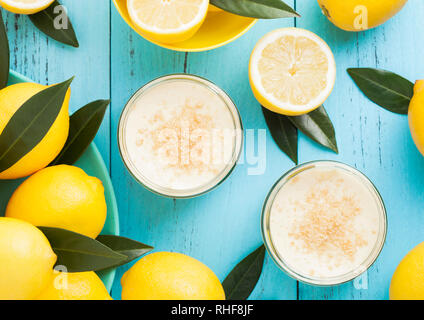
[249,28,336,116]
[6,165,107,239]
[0,217,57,300]
[121,252,225,300]
[0,82,70,180]
[409,80,424,157]
[317,0,408,31]
[208,4,224,13]
[37,271,112,300]
[390,242,424,300]
[0,0,55,14]
[126,0,209,44]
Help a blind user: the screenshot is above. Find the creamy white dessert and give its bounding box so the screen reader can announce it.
[267,163,386,282]
[119,75,242,197]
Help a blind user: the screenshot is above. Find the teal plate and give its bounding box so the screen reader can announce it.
[0,70,119,293]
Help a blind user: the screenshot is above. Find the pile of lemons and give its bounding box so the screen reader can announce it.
[0,81,111,300]
[0,81,225,300]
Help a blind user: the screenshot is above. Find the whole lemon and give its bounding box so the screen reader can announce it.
[37,271,112,300]
[409,80,424,156]
[0,217,57,300]
[317,0,408,31]
[0,82,70,180]
[6,165,107,238]
[390,242,424,300]
[121,252,225,300]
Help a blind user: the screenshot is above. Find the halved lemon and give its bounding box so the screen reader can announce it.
[249,28,336,116]
[127,0,209,44]
[0,0,54,14]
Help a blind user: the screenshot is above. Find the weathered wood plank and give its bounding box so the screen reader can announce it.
[109,1,298,299]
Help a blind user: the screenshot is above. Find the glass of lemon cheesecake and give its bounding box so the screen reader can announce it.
[262,161,387,285]
[118,74,243,198]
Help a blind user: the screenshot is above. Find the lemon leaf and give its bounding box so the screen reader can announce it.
[0,11,9,90]
[223,245,265,300]
[347,68,413,115]
[29,0,79,48]
[0,77,73,174]
[289,106,338,153]
[51,99,110,166]
[39,227,128,273]
[96,235,153,264]
[262,107,298,164]
[210,0,300,19]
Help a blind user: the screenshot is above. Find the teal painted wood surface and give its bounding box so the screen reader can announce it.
[4,0,424,300]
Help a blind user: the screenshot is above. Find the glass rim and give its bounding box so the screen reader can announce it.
[117,74,244,199]
[261,160,388,286]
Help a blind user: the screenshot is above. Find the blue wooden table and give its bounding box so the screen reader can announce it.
[4,0,424,300]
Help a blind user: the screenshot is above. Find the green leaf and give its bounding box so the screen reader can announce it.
[96,235,153,264]
[0,77,73,174]
[29,0,79,48]
[210,0,300,19]
[39,227,127,273]
[262,107,298,164]
[50,99,110,166]
[289,106,338,153]
[0,11,9,89]
[223,245,265,300]
[347,68,413,115]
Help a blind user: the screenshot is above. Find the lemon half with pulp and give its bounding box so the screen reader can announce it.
[249,28,336,116]
[0,0,55,14]
[127,0,209,44]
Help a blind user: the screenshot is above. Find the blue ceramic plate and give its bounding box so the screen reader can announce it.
[0,70,119,292]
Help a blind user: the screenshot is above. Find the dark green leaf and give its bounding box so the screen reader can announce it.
[347,68,413,115]
[0,11,9,89]
[289,106,338,153]
[96,235,153,264]
[223,245,265,300]
[29,0,79,48]
[50,99,109,166]
[210,0,299,19]
[0,77,73,174]
[39,227,127,273]
[262,107,298,164]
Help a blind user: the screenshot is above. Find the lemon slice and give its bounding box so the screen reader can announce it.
[249,28,336,116]
[127,0,209,44]
[0,0,54,14]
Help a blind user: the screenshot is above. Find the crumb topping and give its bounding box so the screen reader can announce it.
[135,99,223,176]
[288,183,368,261]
